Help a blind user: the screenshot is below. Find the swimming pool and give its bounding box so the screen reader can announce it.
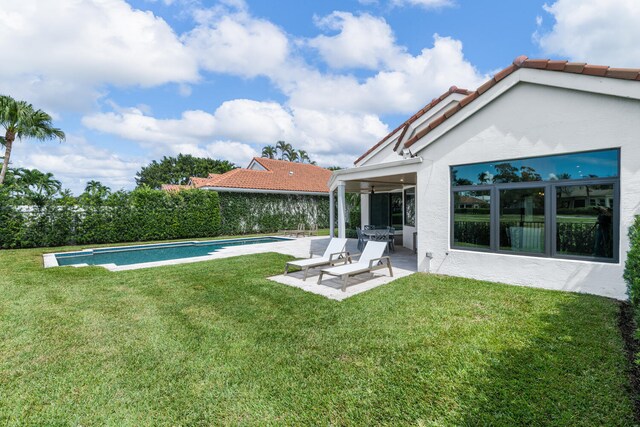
[46,236,291,270]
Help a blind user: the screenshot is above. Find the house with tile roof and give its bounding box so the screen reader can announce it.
[329,55,640,300]
[188,157,332,195]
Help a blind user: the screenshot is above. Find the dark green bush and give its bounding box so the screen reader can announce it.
[0,188,332,249]
[0,188,221,249]
[625,215,640,320]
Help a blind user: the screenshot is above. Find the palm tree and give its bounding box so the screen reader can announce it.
[297,150,310,163]
[0,95,65,185]
[283,147,299,162]
[84,180,111,199]
[261,145,276,159]
[275,140,292,160]
[14,168,62,207]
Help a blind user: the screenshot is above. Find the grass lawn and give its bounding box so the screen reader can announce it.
[0,244,635,425]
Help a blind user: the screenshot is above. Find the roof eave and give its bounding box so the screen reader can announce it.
[405,67,640,155]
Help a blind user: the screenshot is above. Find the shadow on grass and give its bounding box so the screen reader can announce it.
[450,293,634,426]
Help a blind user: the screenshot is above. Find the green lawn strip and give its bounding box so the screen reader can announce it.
[0,246,634,425]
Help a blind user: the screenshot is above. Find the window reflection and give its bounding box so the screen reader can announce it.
[500,188,545,253]
[404,188,415,227]
[452,149,619,186]
[556,184,614,258]
[453,190,491,248]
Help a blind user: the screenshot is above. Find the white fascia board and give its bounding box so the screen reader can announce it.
[328,157,423,190]
[400,93,467,147]
[200,187,328,196]
[409,68,640,155]
[247,159,268,170]
[355,128,404,167]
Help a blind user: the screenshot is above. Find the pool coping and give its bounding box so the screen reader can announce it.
[43,236,294,271]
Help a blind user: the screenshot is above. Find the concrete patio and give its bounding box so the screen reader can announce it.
[268,236,417,301]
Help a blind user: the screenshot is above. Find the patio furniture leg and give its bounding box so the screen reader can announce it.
[388,260,393,277]
[303,267,310,281]
[342,274,349,292]
[317,271,324,284]
[284,264,289,275]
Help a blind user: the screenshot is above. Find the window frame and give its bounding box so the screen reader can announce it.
[404,186,416,227]
[450,149,620,263]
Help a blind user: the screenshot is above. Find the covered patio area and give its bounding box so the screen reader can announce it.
[328,157,421,255]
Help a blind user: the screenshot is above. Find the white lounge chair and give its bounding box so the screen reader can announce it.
[317,241,393,292]
[284,238,349,280]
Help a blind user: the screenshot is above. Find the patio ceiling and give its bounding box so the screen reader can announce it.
[342,172,417,193]
[328,157,422,192]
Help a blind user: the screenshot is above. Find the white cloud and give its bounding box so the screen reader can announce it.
[212,100,295,144]
[81,99,388,168]
[390,0,455,9]
[183,5,290,78]
[205,141,259,166]
[0,0,198,112]
[289,34,485,115]
[82,106,216,150]
[537,0,640,67]
[12,135,142,194]
[309,12,404,69]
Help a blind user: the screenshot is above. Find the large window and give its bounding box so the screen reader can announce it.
[404,187,415,227]
[556,184,614,258]
[451,149,619,261]
[499,187,545,254]
[453,190,490,249]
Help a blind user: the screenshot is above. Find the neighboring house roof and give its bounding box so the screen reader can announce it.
[161,184,191,192]
[354,86,471,165]
[403,55,640,149]
[190,157,332,194]
[457,196,489,206]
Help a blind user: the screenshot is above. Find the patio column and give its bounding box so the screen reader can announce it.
[337,182,346,238]
[329,189,335,237]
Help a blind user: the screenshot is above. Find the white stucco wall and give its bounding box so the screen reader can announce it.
[364,140,402,165]
[414,82,640,300]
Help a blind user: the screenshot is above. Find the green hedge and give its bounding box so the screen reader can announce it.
[0,188,221,249]
[625,215,640,320]
[218,192,329,235]
[0,189,333,249]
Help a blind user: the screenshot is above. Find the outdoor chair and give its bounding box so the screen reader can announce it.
[284,238,349,280]
[317,241,393,292]
[370,229,390,254]
[307,224,319,236]
[356,227,369,251]
[278,223,306,237]
[387,227,395,252]
[363,225,374,230]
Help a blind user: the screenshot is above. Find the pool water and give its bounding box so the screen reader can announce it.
[55,237,289,267]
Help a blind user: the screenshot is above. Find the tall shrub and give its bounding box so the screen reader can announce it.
[0,188,221,248]
[625,215,640,319]
[0,191,23,248]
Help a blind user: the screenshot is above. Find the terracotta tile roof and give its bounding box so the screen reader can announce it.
[190,157,332,193]
[354,86,471,164]
[457,195,489,206]
[403,56,640,149]
[161,184,192,192]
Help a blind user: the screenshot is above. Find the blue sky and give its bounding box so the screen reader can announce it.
[1,0,638,193]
